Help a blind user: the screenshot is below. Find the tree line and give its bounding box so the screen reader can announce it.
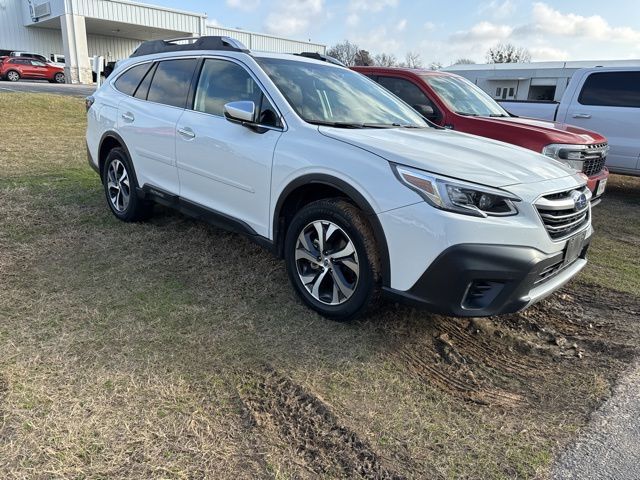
[326,40,532,69]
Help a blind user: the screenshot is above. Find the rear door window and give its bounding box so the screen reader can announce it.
[578,72,640,108]
[147,58,198,108]
[114,63,153,97]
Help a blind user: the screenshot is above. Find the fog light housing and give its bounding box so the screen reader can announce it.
[462,280,505,310]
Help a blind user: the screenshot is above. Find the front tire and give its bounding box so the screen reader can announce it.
[102,148,152,222]
[284,199,380,321]
[54,72,65,83]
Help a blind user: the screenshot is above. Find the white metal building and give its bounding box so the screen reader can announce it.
[445,59,640,102]
[0,0,326,84]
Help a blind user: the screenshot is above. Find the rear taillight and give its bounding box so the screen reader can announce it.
[85,95,95,112]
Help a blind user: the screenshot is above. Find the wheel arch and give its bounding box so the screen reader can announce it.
[273,174,391,286]
[98,131,137,183]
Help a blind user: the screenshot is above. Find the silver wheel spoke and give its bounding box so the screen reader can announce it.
[312,221,325,252]
[299,270,319,285]
[311,269,330,298]
[336,257,359,275]
[332,242,355,259]
[331,268,354,298]
[295,247,320,265]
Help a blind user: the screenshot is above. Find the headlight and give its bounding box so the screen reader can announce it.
[392,164,520,217]
[542,143,610,171]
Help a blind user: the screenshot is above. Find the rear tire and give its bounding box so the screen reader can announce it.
[102,147,152,222]
[284,199,380,321]
[6,70,19,82]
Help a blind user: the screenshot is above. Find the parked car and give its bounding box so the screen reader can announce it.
[354,67,610,201]
[500,67,640,177]
[86,36,593,320]
[0,57,65,83]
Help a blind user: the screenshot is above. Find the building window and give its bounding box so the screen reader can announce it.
[495,87,501,97]
[508,87,515,97]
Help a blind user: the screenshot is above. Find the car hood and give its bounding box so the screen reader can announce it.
[319,126,577,188]
[489,116,608,145]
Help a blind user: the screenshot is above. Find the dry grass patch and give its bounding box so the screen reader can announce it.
[0,92,639,479]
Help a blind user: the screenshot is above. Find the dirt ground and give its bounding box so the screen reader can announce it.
[0,93,639,479]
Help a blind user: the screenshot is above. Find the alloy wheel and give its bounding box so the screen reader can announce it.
[106,159,131,212]
[54,73,65,83]
[7,71,19,82]
[295,220,360,305]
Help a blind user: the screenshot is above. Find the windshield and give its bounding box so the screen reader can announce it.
[423,75,509,117]
[257,57,428,128]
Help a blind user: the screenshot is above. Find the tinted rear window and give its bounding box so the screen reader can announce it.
[115,63,152,97]
[578,72,640,108]
[147,59,198,108]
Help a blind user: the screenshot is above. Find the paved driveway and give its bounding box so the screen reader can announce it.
[0,80,96,97]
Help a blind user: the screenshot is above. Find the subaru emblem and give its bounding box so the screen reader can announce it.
[571,190,587,210]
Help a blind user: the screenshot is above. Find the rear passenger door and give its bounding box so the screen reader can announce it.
[562,71,640,173]
[175,57,284,237]
[116,58,198,194]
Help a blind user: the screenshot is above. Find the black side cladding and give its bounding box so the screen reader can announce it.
[130,36,249,58]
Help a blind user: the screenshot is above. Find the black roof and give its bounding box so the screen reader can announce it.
[130,36,249,58]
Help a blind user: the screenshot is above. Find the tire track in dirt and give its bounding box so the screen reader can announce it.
[389,285,640,409]
[238,367,407,479]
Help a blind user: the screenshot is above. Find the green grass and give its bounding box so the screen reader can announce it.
[0,92,638,479]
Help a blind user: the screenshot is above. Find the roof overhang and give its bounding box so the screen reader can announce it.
[28,16,190,42]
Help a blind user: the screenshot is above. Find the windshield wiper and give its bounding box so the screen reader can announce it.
[455,111,479,117]
[489,113,510,117]
[307,120,412,129]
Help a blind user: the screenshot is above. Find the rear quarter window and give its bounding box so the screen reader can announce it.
[578,71,640,108]
[114,63,153,97]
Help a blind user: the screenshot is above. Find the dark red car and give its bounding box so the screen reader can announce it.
[0,57,65,83]
[353,67,609,201]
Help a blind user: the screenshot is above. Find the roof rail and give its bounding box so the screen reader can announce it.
[130,36,249,58]
[293,52,346,67]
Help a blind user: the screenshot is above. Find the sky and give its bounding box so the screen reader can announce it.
[137,0,640,66]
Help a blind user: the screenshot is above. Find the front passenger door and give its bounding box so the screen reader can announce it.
[175,58,284,237]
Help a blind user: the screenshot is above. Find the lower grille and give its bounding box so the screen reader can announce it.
[535,188,591,240]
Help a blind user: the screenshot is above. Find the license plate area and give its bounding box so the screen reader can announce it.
[564,231,587,266]
[596,179,607,197]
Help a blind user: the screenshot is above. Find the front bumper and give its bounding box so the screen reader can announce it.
[383,239,590,317]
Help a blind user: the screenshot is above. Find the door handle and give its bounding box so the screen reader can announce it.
[177,127,196,139]
[572,113,592,119]
[121,112,134,122]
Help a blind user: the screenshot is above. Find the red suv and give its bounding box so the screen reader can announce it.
[353,67,609,202]
[0,57,65,83]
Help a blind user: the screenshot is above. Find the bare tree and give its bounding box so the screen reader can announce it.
[404,51,423,68]
[453,58,475,65]
[486,43,531,63]
[354,49,374,66]
[374,53,398,67]
[326,40,360,66]
[429,61,443,71]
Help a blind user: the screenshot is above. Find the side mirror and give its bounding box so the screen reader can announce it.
[224,101,256,123]
[413,104,437,120]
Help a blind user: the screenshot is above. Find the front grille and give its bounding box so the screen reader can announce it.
[577,143,608,176]
[583,156,607,176]
[535,188,590,240]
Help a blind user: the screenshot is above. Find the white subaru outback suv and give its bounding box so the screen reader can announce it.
[86,36,593,320]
